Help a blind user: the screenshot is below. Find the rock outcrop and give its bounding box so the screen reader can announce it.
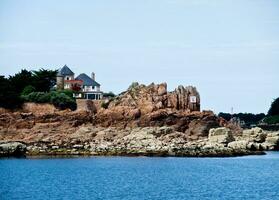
[17,126,261,157]
[226,127,279,151]
[0,83,275,157]
[0,142,27,157]
[209,127,235,144]
[96,83,200,126]
[263,132,279,150]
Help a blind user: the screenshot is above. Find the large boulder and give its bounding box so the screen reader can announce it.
[208,127,235,144]
[0,142,27,157]
[242,127,266,143]
[262,132,279,150]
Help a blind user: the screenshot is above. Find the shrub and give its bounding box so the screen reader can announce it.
[49,91,76,110]
[58,90,74,98]
[21,92,47,103]
[22,91,76,110]
[21,85,36,96]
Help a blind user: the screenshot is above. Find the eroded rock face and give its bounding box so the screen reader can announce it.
[228,127,279,151]
[100,82,200,117]
[76,99,97,113]
[208,127,235,144]
[263,132,279,150]
[94,83,213,132]
[242,127,267,143]
[1,82,273,157]
[167,85,200,111]
[186,114,220,140]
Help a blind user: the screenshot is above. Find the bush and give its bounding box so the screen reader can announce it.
[22,91,76,110]
[268,98,279,116]
[58,90,74,98]
[21,85,36,96]
[49,92,76,110]
[22,92,49,103]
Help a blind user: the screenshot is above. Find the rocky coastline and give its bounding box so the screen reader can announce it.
[0,83,278,158]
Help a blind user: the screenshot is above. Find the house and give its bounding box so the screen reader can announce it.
[56,65,103,100]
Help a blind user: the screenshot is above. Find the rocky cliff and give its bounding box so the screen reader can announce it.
[0,83,273,157]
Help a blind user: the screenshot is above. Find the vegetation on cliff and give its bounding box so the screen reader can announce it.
[0,69,76,110]
[21,91,77,110]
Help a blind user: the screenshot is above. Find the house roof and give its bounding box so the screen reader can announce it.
[75,73,100,87]
[57,65,74,76]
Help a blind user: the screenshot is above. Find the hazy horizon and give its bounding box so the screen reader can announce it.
[0,0,278,114]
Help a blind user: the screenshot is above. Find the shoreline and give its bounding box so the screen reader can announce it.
[1,147,266,159]
[1,151,266,159]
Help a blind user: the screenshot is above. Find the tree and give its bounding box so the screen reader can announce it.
[32,69,58,92]
[268,98,279,116]
[9,69,34,94]
[218,112,266,125]
[0,76,22,109]
[0,68,59,109]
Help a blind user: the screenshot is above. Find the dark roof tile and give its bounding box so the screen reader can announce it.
[57,65,74,76]
[75,73,100,87]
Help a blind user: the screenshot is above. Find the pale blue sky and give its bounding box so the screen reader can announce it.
[0,0,278,113]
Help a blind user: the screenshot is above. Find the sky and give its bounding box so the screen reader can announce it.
[0,0,278,114]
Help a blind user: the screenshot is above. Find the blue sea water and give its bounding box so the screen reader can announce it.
[1,152,279,200]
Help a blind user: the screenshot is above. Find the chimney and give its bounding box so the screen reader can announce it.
[91,72,95,80]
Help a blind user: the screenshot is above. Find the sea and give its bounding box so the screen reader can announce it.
[1,152,279,200]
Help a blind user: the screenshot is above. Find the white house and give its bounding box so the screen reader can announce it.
[56,65,103,100]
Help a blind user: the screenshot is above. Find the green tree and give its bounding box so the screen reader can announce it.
[0,76,22,109]
[32,69,58,92]
[268,98,279,116]
[9,69,34,94]
[218,112,266,125]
